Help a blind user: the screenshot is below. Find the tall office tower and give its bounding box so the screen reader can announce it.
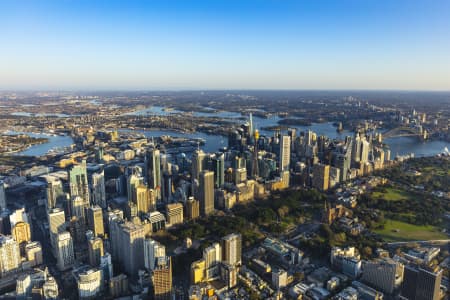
[25,241,43,266]
[12,221,31,247]
[305,130,314,146]
[0,235,21,276]
[100,252,113,282]
[161,171,173,203]
[213,153,225,188]
[56,231,75,271]
[191,149,206,182]
[152,256,173,300]
[69,216,86,245]
[45,178,65,211]
[199,171,214,216]
[312,163,330,191]
[91,170,106,209]
[402,265,442,300]
[249,113,253,136]
[351,134,362,166]
[144,238,166,271]
[251,129,260,179]
[166,203,183,226]
[88,237,104,267]
[135,185,151,215]
[222,233,242,267]
[360,139,370,164]
[70,196,88,221]
[334,148,352,182]
[87,205,104,237]
[146,148,161,197]
[361,259,404,295]
[69,161,90,213]
[113,221,145,277]
[127,174,144,203]
[9,207,30,227]
[204,242,222,269]
[48,208,66,255]
[95,146,104,163]
[0,181,5,210]
[279,135,291,172]
[186,197,200,220]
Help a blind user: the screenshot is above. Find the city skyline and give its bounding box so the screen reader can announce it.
[1,0,450,91]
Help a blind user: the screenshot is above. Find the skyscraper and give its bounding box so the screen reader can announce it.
[402,265,442,300]
[222,233,242,267]
[70,196,88,221]
[213,153,225,188]
[135,185,152,215]
[0,182,5,210]
[12,221,31,247]
[69,161,90,215]
[199,171,214,216]
[88,237,104,267]
[91,170,106,209]
[144,238,166,271]
[56,231,75,271]
[111,221,145,277]
[279,135,291,172]
[186,197,200,220]
[0,235,21,276]
[127,174,144,203]
[48,208,66,255]
[146,148,161,198]
[191,149,206,182]
[87,205,104,237]
[152,256,172,300]
[45,177,65,212]
[312,164,330,191]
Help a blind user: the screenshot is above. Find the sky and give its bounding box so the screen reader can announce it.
[0,0,449,91]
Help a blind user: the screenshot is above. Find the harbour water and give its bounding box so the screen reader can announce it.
[11,106,450,157]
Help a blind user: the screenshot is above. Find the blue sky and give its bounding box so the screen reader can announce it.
[1,0,449,90]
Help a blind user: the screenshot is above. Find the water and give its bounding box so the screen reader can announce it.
[5,131,74,156]
[12,106,449,157]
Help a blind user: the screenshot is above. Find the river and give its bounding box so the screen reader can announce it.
[11,106,449,157]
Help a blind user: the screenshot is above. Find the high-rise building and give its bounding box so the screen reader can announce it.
[279,135,291,172]
[212,154,225,188]
[222,233,242,267]
[166,203,183,226]
[312,164,330,191]
[91,170,106,209]
[135,185,152,215]
[402,265,442,300]
[186,197,200,220]
[152,256,172,300]
[25,241,43,266]
[56,231,75,271]
[144,238,166,271]
[42,275,59,299]
[111,221,145,277]
[360,139,370,164]
[88,237,104,267]
[87,205,104,237]
[192,149,206,182]
[69,161,90,217]
[199,171,214,216]
[0,235,21,276]
[74,267,103,299]
[146,148,161,198]
[48,208,66,255]
[127,174,144,203]
[204,242,222,269]
[70,196,88,222]
[361,258,404,295]
[12,221,31,247]
[0,182,5,210]
[45,178,65,211]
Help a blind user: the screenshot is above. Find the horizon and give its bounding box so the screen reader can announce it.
[1,0,450,90]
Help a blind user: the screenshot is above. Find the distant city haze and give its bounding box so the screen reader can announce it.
[1,0,450,90]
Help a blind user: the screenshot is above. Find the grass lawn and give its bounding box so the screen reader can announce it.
[371,187,413,202]
[375,219,448,242]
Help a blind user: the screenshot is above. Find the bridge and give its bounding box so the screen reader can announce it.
[383,126,427,140]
